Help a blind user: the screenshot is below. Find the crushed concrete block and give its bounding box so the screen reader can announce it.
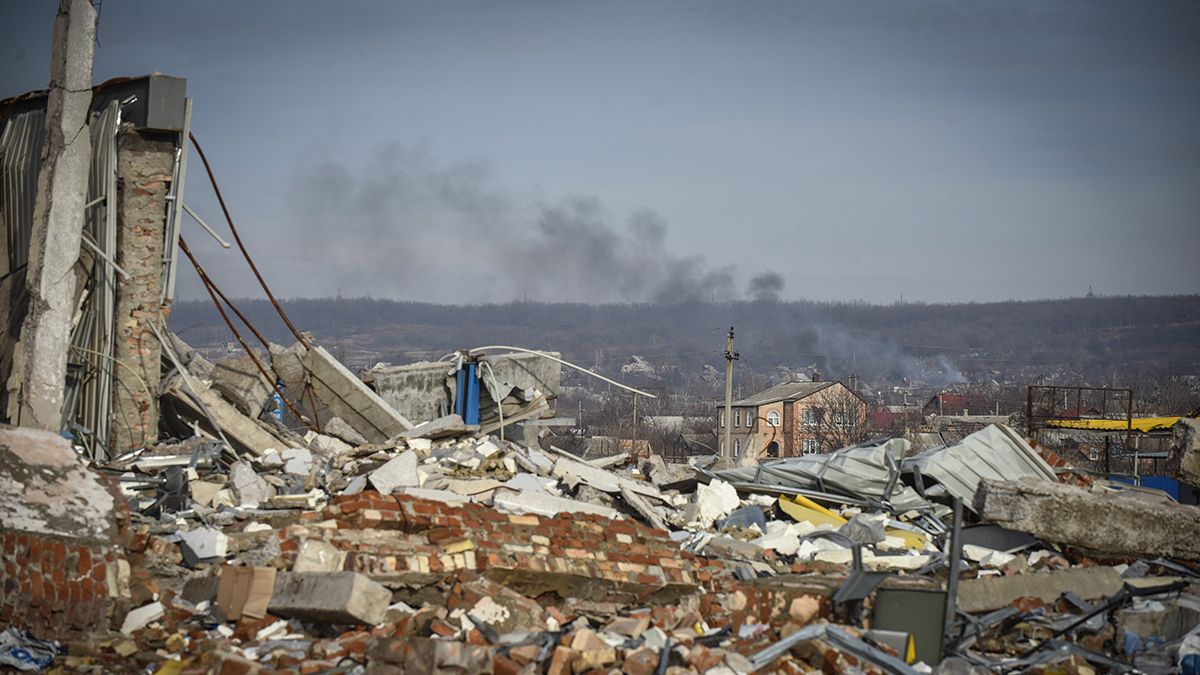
[189,480,223,506]
[1175,417,1200,487]
[839,514,886,545]
[210,354,273,418]
[177,527,228,566]
[273,343,412,443]
[957,566,1124,613]
[323,416,369,446]
[693,479,740,528]
[396,487,471,505]
[976,478,1200,560]
[121,601,164,634]
[162,377,285,457]
[369,450,419,494]
[230,460,274,507]
[269,571,391,625]
[293,540,347,573]
[493,488,620,519]
[282,447,313,476]
[402,414,478,440]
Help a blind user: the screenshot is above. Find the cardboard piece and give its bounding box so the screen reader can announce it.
[216,566,277,621]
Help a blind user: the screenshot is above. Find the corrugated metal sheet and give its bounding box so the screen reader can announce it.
[68,101,120,457]
[710,437,931,511]
[0,109,46,275]
[902,424,1057,512]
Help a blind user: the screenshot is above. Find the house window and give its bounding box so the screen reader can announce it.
[746,410,753,428]
[719,410,724,428]
[804,408,818,426]
[766,411,780,427]
[735,439,741,455]
[803,439,820,454]
[834,410,850,427]
[735,410,741,427]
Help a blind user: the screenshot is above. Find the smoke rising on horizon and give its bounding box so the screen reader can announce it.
[224,143,778,304]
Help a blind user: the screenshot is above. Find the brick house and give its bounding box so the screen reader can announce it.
[717,378,868,459]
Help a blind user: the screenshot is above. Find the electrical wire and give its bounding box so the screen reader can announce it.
[188,131,309,349]
[179,236,318,432]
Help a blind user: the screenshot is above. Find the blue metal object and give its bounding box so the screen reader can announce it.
[454,361,481,425]
[464,362,480,425]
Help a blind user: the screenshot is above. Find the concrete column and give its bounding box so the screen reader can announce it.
[109,129,173,452]
[14,0,97,430]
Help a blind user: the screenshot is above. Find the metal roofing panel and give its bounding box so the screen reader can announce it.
[902,424,1056,511]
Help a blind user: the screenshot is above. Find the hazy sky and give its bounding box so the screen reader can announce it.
[2,1,1198,304]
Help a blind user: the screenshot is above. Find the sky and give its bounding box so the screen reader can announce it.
[2,0,1198,304]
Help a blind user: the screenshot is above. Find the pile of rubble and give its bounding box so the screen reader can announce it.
[2,335,1199,674]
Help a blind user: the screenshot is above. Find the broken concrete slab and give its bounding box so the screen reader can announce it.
[401,414,478,440]
[492,488,620,519]
[956,566,1124,613]
[550,451,664,501]
[369,450,419,494]
[230,460,274,508]
[975,478,1200,560]
[693,479,740,529]
[268,571,391,625]
[120,601,164,635]
[162,377,285,457]
[210,354,273,419]
[273,343,412,443]
[293,540,347,573]
[177,527,228,566]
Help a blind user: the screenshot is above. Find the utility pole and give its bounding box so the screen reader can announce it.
[723,326,739,458]
[12,0,97,429]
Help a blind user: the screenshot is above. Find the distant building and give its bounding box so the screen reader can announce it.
[717,377,868,459]
[922,393,975,416]
[868,405,923,434]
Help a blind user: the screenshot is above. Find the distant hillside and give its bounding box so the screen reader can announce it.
[169,295,1200,392]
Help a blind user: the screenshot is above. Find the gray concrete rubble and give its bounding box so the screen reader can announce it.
[272,342,412,443]
[209,354,273,418]
[956,566,1125,613]
[1176,416,1200,487]
[268,572,391,625]
[975,477,1200,560]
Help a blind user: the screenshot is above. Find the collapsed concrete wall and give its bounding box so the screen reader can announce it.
[365,351,561,426]
[0,425,130,638]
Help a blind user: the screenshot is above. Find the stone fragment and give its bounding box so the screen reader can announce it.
[693,479,740,528]
[402,414,478,440]
[293,540,347,573]
[269,572,391,625]
[230,460,274,507]
[493,488,620,519]
[121,601,164,634]
[369,450,419,494]
[839,514,886,545]
[282,447,313,476]
[177,527,228,566]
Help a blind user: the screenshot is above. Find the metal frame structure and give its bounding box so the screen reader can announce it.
[1025,385,1133,473]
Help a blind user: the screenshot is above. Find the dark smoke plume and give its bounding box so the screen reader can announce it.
[259,143,750,303]
[747,272,785,302]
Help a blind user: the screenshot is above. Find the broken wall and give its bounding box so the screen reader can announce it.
[0,426,131,638]
[110,128,174,451]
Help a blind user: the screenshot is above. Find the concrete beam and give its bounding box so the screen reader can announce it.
[13,0,96,430]
[975,478,1200,560]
